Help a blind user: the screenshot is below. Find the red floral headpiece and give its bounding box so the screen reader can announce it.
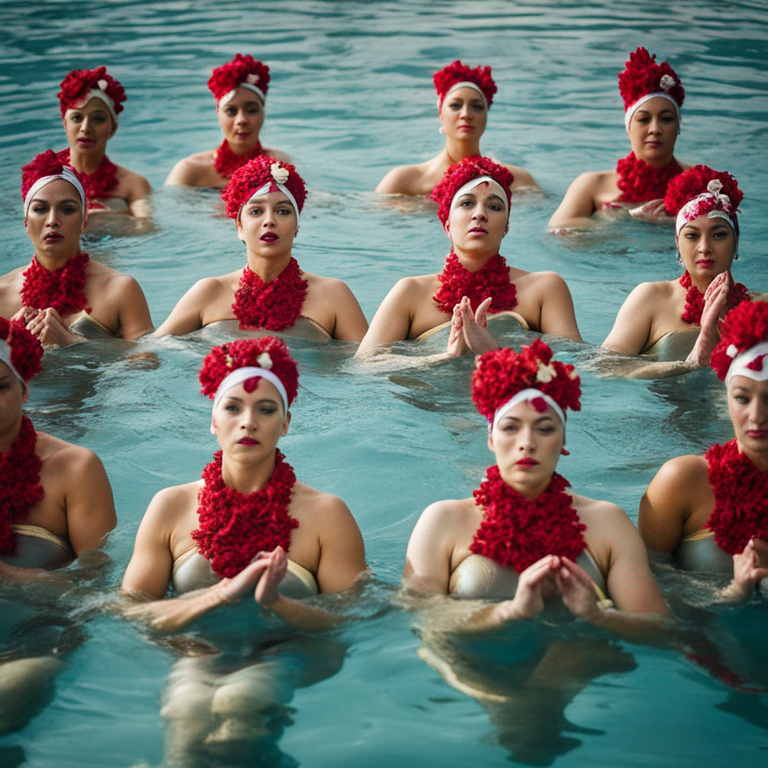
[433,60,496,109]
[58,66,126,122]
[711,301,768,382]
[200,336,299,407]
[665,165,742,238]
[471,340,581,424]
[21,149,87,219]
[209,54,270,104]
[618,47,684,127]
[222,155,306,219]
[430,156,513,226]
[0,317,43,387]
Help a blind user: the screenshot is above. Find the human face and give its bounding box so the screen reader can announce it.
[627,97,679,165]
[439,86,487,141]
[63,98,116,154]
[0,361,26,443]
[728,376,768,465]
[446,182,508,261]
[212,377,290,460]
[236,190,297,259]
[488,399,564,498]
[676,216,735,283]
[218,87,265,153]
[24,179,84,261]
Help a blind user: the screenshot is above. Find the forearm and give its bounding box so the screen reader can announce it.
[584,605,674,642]
[264,593,344,633]
[121,584,228,634]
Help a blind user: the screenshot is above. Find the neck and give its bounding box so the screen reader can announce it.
[688,272,715,294]
[221,449,277,493]
[500,468,552,500]
[226,137,260,156]
[635,150,675,169]
[34,249,80,271]
[442,137,481,166]
[0,413,24,454]
[452,246,497,272]
[67,146,106,175]
[245,252,293,282]
[737,440,768,473]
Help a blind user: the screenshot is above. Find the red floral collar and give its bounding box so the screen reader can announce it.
[471,465,586,573]
[232,257,308,331]
[192,449,298,578]
[615,151,682,203]
[0,416,44,556]
[214,139,264,180]
[706,439,768,555]
[57,148,118,209]
[21,251,91,318]
[433,251,517,315]
[679,271,749,325]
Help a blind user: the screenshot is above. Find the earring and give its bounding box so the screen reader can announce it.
[439,126,445,134]
[676,250,683,266]
[734,249,739,261]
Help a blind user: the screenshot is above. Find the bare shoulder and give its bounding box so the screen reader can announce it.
[165,150,216,185]
[304,273,351,294]
[417,497,477,531]
[652,454,708,489]
[291,482,355,525]
[572,493,628,528]
[375,161,430,195]
[146,481,201,524]
[115,164,152,196]
[35,431,101,472]
[500,162,537,188]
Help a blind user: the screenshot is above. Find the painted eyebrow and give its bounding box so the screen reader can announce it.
[30,197,80,206]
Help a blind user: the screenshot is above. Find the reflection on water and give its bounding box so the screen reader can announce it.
[1,0,768,766]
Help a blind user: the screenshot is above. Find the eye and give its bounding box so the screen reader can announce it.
[225,404,240,413]
[490,203,503,212]
[683,232,698,240]
[61,205,78,215]
[260,406,277,415]
[472,104,485,112]
[224,107,236,117]
[733,394,749,404]
[31,204,46,214]
[247,106,262,115]
[247,206,263,216]
[277,207,293,216]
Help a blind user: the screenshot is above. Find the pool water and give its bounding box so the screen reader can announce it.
[1,1,768,766]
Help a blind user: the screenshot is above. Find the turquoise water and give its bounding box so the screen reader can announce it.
[1,1,768,765]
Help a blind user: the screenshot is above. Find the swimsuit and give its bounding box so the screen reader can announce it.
[0,524,75,570]
[415,310,529,342]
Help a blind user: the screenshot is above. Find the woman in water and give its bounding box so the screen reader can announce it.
[57,66,151,219]
[403,340,670,635]
[121,337,366,762]
[639,300,768,601]
[165,54,290,187]
[376,60,537,196]
[0,151,153,347]
[549,47,689,232]
[0,317,116,734]
[156,156,367,341]
[359,156,580,355]
[601,165,752,366]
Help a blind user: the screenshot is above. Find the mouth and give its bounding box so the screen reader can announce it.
[260,232,278,242]
[696,259,715,268]
[44,233,63,242]
[77,138,94,145]
[238,437,259,445]
[747,429,768,439]
[516,458,539,467]
[234,131,251,139]
[468,227,488,235]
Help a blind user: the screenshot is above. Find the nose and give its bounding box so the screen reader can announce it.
[749,397,767,426]
[648,117,661,134]
[235,109,248,124]
[241,406,259,431]
[472,204,488,221]
[518,426,536,453]
[262,208,277,227]
[460,103,472,120]
[45,208,60,228]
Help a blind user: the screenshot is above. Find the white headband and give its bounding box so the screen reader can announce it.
[675,180,735,235]
[0,340,25,389]
[439,81,488,109]
[220,82,266,107]
[624,92,681,131]
[492,388,566,432]
[71,84,118,124]
[24,170,87,219]
[725,341,768,386]
[213,366,289,414]
[245,180,301,225]
[451,176,508,213]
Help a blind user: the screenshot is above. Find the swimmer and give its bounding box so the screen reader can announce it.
[639,300,768,601]
[0,151,153,347]
[376,60,537,196]
[156,157,367,341]
[57,66,152,221]
[601,166,755,372]
[358,157,580,356]
[0,318,116,734]
[121,336,367,631]
[549,47,690,232]
[165,54,290,187]
[403,340,670,638]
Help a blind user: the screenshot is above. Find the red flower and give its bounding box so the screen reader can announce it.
[711,301,768,381]
[618,47,684,112]
[433,60,497,108]
[58,66,126,118]
[208,54,270,102]
[0,318,43,383]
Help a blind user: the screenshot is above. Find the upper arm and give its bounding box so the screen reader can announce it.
[65,449,116,554]
[315,497,366,594]
[402,502,455,595]
[328,281,369,341]
[121,488,177,599]
[602,283,656,356]
[547,172,599,230]
[116,276,154,339]
[509,166,538,189]
[375,165,418,195]
[602,506,670,615]
[164,158,197,186]
[356,279,415,355]
[154,279,214,337]
[537,272,582,341]
[126,174,153,218]
[638,457,698,553]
